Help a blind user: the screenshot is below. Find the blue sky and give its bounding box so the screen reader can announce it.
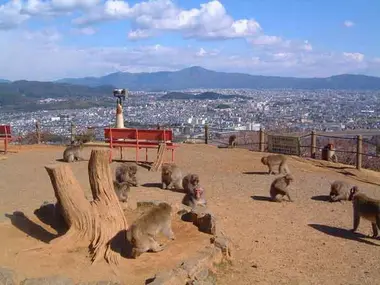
[0,0,379,80]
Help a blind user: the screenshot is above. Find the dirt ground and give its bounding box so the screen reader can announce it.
[1,143,380,285]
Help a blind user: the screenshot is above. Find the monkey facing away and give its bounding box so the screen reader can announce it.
[115,162,138,186]
[113,180,131,203]
[182,186,207,208]
[161,163,183,190]
[348,186,380,238]
[182,174,200,194]
[261,154,290,175]
[228,135,237,148]
[269,174,294,202]
[63,142,84,163]
[329,180,352,202]
[127,202,175,258]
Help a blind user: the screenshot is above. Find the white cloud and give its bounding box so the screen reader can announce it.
[0,29,378,81]
[75,0,262,39]
[0,0,30,29]
[250,36,312,52]
[344,20,355,27]
[343,52,364,62]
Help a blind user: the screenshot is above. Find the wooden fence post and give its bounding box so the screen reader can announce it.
[356,135,362,170]
[35,120,41,144]
[259,128,265,152]
[70,122,76,144]
[311,131,316,159]
[204,124,209,144]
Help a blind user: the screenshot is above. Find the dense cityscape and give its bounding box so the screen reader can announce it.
[0,88,379,141]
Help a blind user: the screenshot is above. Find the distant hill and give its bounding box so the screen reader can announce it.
[0,80,114,111]
[160,91,249,100]
[0,79,10,83]
[57,66,380,90]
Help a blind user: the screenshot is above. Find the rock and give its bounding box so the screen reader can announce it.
[0,267,18,285]
[176,205,192,217]
[210,236,233,260]
[190,207,216,235]
[21,276,74,285]
[146,269,186,285]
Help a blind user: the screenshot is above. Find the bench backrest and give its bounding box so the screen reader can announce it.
[104,128,173,143]
[0,125,11,138]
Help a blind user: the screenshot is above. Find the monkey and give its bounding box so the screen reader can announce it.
[269,174,294,202]
[113,180,131,203]
[182,186,207,208]
[115,162,138,186]
[182,174,200,195]
[62,142,84,163]
[348,186,380,238]
[161,163,183,190]
[126,202,175,258]
[329,180,352,202]
[261,154,290,175]
[228,135,237,148]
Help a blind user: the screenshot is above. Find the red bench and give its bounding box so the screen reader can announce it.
[0,125,13,154]
[104,128,179,162]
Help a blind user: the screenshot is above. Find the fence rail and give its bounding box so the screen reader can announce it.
[2,121,380,172]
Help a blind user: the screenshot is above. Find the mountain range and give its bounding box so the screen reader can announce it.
[55,66,380,90]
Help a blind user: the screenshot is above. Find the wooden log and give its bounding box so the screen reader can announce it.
[25,149,128,266]
[88,150,128,265]
[45,164,94,248]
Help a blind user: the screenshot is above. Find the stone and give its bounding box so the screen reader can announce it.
[21,276,74,285]
[146,269,186,285]
[210,236,233,260]
[0,267,17,285]
[190,207,216,235]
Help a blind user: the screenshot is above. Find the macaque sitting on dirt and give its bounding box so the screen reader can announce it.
[63,142,84,163]
[126,202,175,258]
[115,162,138,186]
[161,163,182,191]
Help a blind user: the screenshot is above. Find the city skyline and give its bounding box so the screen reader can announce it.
[0,0,379,81]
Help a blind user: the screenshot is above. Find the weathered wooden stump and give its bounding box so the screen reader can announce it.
[30,149,128,265]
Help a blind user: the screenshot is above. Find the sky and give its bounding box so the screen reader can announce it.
[0,0,380,81]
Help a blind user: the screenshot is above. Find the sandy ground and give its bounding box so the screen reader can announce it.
[0,143,380,285]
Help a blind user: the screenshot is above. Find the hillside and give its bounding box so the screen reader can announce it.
[0,81,114,111]
[57,66,380,90]
[0,144,379,284]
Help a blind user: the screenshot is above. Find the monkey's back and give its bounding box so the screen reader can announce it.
[354,194,380,218]
[270,177,288,197]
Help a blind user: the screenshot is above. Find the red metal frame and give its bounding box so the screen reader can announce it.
[0,125,12,154]
[104,127,179,163]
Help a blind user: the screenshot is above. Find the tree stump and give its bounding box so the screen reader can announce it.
[43,149,128,265]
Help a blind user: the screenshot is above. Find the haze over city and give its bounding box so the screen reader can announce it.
[1,0,380,81]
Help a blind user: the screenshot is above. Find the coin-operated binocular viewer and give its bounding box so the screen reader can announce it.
[113,88,128,128]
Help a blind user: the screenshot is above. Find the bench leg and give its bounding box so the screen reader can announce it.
[171,149,174,162]
[136,147,139,162]
[145,148,148,162]
[120,147,123,160]
[4,139,8,154]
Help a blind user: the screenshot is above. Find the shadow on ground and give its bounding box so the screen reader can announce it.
[5,211,57,243]
[243,171,268,175]
[308,224,380,246]
[311,195,331,202]
[251,195,273,202]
